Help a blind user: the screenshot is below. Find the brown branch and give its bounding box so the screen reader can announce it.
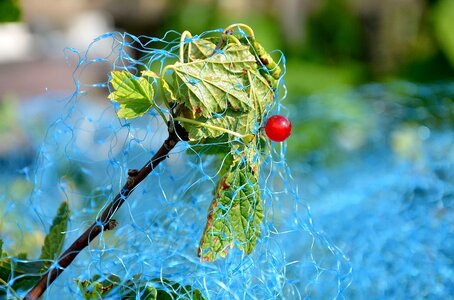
[25,122,188,300]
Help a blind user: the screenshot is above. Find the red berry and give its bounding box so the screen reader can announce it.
[265,115,292,142]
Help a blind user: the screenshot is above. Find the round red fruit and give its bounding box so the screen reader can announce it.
[265,115,292,142]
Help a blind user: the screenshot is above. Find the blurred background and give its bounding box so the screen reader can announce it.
[1,0,454,162]
[2,0,454,97]
[1,0,454,298]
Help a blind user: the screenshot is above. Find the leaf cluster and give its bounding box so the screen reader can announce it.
[76,274,205,300]
[107,24,283,261]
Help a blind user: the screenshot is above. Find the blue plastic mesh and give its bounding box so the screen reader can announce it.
[289,82,454,299]
[0,28,351,299]
[2,27,453,299]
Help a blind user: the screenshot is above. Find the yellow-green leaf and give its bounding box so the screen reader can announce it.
[184,112,251,141]
[247,69,275,120]
[188,38,217,61]
[141,70,159,78]
[108,71,155,119]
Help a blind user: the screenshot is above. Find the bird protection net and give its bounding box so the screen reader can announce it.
[0,25,351,299]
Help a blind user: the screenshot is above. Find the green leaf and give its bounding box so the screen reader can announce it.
[185,136,231,156]
[168,44,257,118]
[185,112,250,141]
[174,68,272,149]
[76,274,205,300]
[40,201,70,269]
[108,71,155,119]
[246,69,275,119]
[154,278,202,300]
[1,258,44,294]
[198,159,263,262]
[188,38,217,61]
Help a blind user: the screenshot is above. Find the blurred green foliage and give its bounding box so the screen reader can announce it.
[0,0,451,171]
[286,90,374,164]
[0,177,39,255]
[1,202,70,296]
[433,0,454,67]
[0,100,16,135]
[287,81,454,165]
[124,0,454,96]
[305,0,364,62]
[0,0,21,22]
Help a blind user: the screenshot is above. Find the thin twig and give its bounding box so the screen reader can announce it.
[25,122,188,300]
[0,277,20,299]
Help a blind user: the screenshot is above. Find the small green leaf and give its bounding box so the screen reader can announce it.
[151,278,205,300]
[76,279,105,299]
[40,201,70,269]
[141,284,158,299]
[198,159,263,262]
[76,274,121,299]
[108,71,155,119]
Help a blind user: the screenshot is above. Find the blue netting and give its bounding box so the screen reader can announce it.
[289,82,454,299]
[0,28,351,299]
[2,26,453,300]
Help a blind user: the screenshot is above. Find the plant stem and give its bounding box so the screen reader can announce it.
[180,30,193,63]
[224,23,255,38]
[174,117,244,138]
[0,277,20,299]
[24,122,188,300]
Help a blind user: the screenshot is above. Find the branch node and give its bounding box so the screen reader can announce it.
[128,169,139,177]
[105,220,118,231]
